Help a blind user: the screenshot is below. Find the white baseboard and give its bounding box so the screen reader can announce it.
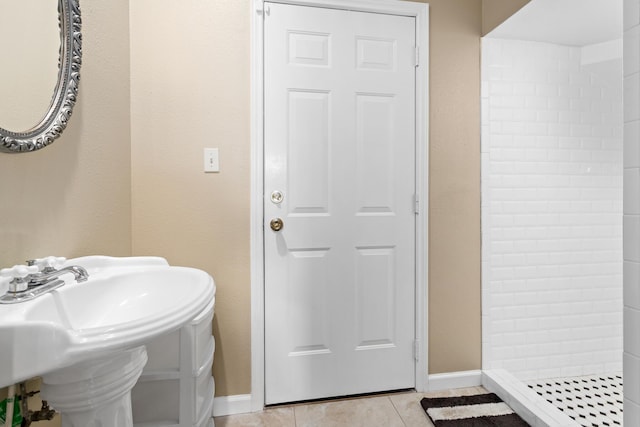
[212,394,253,417]
[427,370,483,391]
[213,371,482,417]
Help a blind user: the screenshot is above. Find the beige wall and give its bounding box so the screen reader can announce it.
[482,0,530,36]
[0,1,131,269]
[129,0,251,397]
[421,0,483,374]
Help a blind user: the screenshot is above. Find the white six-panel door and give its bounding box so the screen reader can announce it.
[264,2,417,404]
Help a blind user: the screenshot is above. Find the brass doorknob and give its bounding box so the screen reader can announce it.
[270,218,284,232]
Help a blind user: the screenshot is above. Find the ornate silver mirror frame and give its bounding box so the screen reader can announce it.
[0,0,82,153]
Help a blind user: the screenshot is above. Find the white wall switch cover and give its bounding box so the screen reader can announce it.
[204,148,219,173]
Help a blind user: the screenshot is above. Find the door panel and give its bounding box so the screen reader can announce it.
[288,90,330,214]
[288,249,331,355]
[356,93,396,213]
[264,2,416,404]
[355,246,397,349]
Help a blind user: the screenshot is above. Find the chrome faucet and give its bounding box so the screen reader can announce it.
[28,265,89,285]
[0,257,89,304]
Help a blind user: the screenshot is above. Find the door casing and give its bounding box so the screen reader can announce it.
[250,0,429,411]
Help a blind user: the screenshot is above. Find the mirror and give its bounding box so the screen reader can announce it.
[1,1,60,132]
[0,0,82,153]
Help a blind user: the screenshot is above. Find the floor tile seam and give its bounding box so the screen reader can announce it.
[387,395,409,427]
[292,404,300,427]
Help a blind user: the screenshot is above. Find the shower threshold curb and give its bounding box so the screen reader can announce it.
[482,369,579,427]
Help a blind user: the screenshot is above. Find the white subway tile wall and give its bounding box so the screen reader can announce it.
[626,0,640,423]
[481,38,623,381]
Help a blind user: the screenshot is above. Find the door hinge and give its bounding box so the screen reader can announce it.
[414,340,420,362]
[256,2,270,15]
[415,47,420,68]
[414,194,419,215]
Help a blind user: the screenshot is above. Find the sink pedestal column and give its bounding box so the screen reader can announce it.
[40,346,148,427]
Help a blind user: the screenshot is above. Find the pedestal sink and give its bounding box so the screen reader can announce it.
[0,256,215,427]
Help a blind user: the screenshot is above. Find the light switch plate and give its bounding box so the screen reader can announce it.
[204,148,219,173]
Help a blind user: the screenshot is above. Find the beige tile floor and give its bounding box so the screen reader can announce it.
[214,386,487,427]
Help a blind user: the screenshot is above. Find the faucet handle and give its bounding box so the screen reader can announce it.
[30,256,67,272]
[0,265,38,292]
[0,265,38,278]
[0,276,11,296]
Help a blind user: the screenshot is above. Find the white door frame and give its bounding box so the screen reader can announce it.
[250,0,429,411]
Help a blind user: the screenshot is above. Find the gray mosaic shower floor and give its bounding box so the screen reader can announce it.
[527,374,623,427]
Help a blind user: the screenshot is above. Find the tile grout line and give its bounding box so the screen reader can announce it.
[292,405,298,427]
[387,395,409,427]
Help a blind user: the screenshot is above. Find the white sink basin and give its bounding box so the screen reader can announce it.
[0,256,215,390]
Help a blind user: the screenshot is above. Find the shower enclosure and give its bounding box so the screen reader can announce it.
[480,2,624,425]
